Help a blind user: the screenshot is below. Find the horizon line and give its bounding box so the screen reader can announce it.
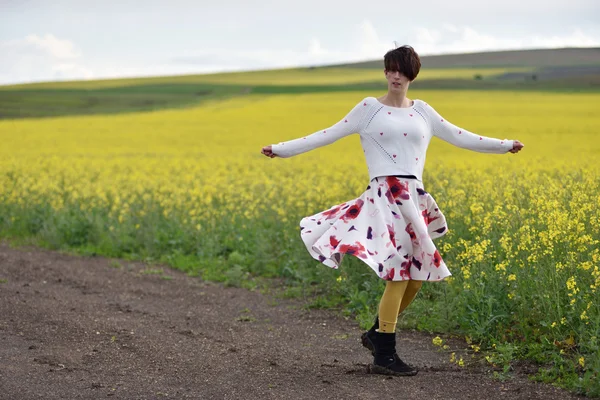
[2,46,599,88]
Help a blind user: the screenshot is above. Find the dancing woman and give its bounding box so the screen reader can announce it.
[261,45,524,376]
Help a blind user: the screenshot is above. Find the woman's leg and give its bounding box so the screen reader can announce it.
[369,280,423,332]
[377,280,409,333]
[366,279,418,376]
[397,280,423,315]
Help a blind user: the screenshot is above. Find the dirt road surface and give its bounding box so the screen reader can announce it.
[0,243,581,399]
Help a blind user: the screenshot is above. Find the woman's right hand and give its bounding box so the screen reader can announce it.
[509,140,524,154]
[261,145,277,158]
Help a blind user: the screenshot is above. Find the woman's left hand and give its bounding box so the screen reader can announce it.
[261,145,277,158]
[509,140,524,154]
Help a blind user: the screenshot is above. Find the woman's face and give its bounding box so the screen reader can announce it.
[384,69,411,91]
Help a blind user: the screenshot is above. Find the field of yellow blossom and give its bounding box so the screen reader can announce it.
[0,87,598,395]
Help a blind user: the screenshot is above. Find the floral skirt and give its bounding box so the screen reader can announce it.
[299,176,451,281]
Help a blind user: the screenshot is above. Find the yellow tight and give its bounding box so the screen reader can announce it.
[399,280,422,315]
[377,280,423,333]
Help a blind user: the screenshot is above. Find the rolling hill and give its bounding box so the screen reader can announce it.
[332,47,600,69]
[1,47,599,119]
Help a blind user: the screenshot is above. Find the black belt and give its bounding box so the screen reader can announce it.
[393,174,418,179]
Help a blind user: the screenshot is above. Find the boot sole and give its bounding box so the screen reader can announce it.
[367,364,418,377]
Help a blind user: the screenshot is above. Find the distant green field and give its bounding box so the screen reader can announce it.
[1,47,599,119]
[0,67,532,90]
[1,65,596,120]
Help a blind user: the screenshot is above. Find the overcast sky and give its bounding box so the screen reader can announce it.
[1,0,599,85]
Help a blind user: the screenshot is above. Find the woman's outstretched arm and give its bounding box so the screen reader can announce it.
[422,102,523,154]
[262,98,368,158]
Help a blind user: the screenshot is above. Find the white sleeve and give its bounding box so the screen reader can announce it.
[422,102,514,154]
[271,99,368,158]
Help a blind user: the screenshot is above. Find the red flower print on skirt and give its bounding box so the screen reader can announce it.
[321,203,346,220]
[338,241,367,259]
[399,259,412,280]
[432,249,442,267]
[384,176,410,204]
[383,268,395,280]
[387,223,396,247]
[340,199,364,222]
[405,223,416,241]
[330,235,340,249]
[422,209,439,226]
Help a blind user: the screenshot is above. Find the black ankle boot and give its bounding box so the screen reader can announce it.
[360,315,379,354]
[365,330,418,376]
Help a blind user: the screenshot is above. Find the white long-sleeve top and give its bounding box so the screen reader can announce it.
[271,96,514,181]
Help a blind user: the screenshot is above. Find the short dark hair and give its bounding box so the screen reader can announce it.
[383,45,421,81]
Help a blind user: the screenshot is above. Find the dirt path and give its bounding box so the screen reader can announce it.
[0,243,581,400]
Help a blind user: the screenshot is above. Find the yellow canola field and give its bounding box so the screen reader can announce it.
[0,91,599,370]
[2,90,596,220]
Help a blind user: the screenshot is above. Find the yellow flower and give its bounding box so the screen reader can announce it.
[508,274,517,281]
[432,336,443,346]
[580,261,592,271]
[578,357,585,368]
[495,263,507,273]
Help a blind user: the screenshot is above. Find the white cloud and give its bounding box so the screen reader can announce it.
[356,20,393,60]
[51,63,95,80]
[25,34,81,59]
[0,33,91,84]
[530,28,600,48]
[409,26,600,55]
[308,38,326,56]
[172,21,392,70]
[2,34,80,59]
[180,21,599,75]
[442,24,460,34]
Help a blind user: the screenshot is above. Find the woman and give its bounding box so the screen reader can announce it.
[261,45,524,376]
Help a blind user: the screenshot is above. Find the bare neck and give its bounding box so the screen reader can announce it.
[377,90,412,108]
